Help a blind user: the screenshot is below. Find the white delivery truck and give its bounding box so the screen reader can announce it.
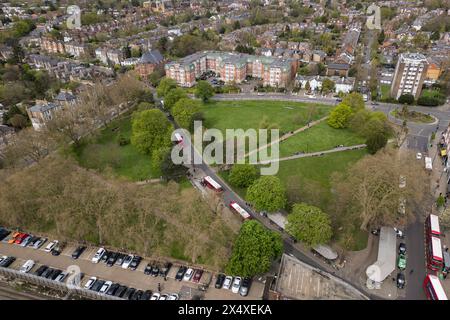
[425,157,433,171]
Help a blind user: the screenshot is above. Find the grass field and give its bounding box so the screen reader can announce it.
[200,100,331,134]
[278,122,366,157]
[72,115,156,181]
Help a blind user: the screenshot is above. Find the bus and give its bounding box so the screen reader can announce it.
[202,176,223,192]
[423,274,448,300]
[427,236,444,271]
[174,133,183,144]
[229,201,251,220]
[425,214,441,237]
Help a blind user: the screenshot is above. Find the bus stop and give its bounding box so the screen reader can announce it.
[366,227,396,289]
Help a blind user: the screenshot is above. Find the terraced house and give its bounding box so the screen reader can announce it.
[165,51,298,88]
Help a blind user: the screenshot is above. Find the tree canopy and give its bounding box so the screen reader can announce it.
[229,164,259,188]
[164,87,188,110]
[246,176,287,212]
[327,103,354,129]
[156,77,177,97]
[195,80,215,102]
[172,98,202,130]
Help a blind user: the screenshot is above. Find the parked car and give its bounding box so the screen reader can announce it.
[398,253,407,270]
[0,227,10,241]
[92,248,106,263]
[44,240,58,253]
[122,287,136,300]
[140,290,152,300]
[231,276,242,293]
[159,294,169,300]
[416,152,423,160]
[0,256,15,268]
[106,252,119,267]
[168,293,179,300]
[100,251,110,263]
[19,260,35,273]
[394,227,405,239]
[8,232,20,244]
[151,264,160,277]
[397,273,405,289]
[99,281,112,294]
[115,253,126,266]
[192,269,203,283]
[144,263,153,275]
[51,242,65,256]
[50,269,62,280]
[20,235,33,247]
[27,236,40,247]
[33,237,47,249]
[71,246,86,259]
[55,272,68,282]
[40,268,53,278]
[399,243,406,255]
[91,280,105,292]
[106,283,120,296]
[34,265,48,276]
[150,292,160,300]
[129,256,142,271]
[122,255,134,269]
[175,266,187,281]
[160,262,173,277]
[215,274,226,289]
[239,277,251,296]
[14,233,29,245]
[131,289,143,300]
[183,268,194,281]
[84,276,97,290]
[222,276,233,290]
[114,285,128,298]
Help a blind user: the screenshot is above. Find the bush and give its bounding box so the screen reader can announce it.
[117,134,130,146]
[398,94,414,105]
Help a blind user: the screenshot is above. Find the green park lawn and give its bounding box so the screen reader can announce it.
[200,100,331,134]
[278,122,366,157]
[72,115,157,181]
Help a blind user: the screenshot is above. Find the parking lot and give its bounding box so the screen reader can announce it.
[0,232,264,300]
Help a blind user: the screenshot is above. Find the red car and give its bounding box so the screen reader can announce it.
[192,269,203,283]
[14,233,28,244]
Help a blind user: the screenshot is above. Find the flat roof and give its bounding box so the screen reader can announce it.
[430,214,440,234]
[432,236,443,259]
[230,202,250,219]
[204,176,222,190]
[428,275,448,300]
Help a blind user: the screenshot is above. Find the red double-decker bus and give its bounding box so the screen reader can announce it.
[423,274,448,300]
[202,176,223,192]
[229,201,251,221]
[425,214,441,237]
[425,214,444,271]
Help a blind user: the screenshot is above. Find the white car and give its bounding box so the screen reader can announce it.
[416,152,423,160]
[121,255,134,269]
[44,240,58,252]
[99,280,112,294]
[150,292,160,300]
[91,248,105,263]
[33,238,47,249]
[19,260,35,273]
[222,276,233,290]
[168,293,179,300]
[183,268,194,281]
[0,256,6,264]
[84,276,97,289]
[159,294,169,300]
[231,276,242,294]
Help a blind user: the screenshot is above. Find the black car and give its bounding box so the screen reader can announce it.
[0,256,15,268]
[34,265,48,276]
[71,246,86,259]
[26,236,40,247]
[106,283,120,296]
[175,266,187,281]
[91,280,105,292]
[42,268,54,279]
[129,256,142,271]
[397,273,405,289]
[114,285,128,298]
[144,263,153,275]
[51,248,61,256]
[50,269,62,281]
[100,251,110,263]
[151,265,160,277]
[0,227,10,241]
[115,253,126,266]
[131,290,143,300]
[140,290,152,300]
[215,274,226,289]
[106,252,119,267]
[122,287,136,300]
[160,262,173,277]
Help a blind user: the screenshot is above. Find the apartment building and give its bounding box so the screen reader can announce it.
[390,53,428,100]
[165,51,297,88]
[27,102,62,131]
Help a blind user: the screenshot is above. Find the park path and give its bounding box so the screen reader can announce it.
[244,116,329,159]
[259,144,367,164]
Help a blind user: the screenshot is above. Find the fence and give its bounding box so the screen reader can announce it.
[0,267,123,300]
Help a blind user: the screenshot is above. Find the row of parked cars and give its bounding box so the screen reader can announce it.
[3,230,64,256]
[214,274,251,296]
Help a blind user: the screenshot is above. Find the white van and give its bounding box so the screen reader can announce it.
[91,247,105,263]
[19,260,35,273]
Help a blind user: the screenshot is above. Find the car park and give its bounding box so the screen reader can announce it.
[398,253,407,270]
[122,255,134,269]
[192,269,203,283]
[91,279,105,292]
[44,240,58,253]
[84,277,97,289]
[19,260,35,273]
[71,246,86,259]
[183,268,194,281]
[399,243,406,255]
[106,283,120,296]
[55,272,68,282]
[160,262,172,277]
[114,285,128,298]
[239,277,251,296]
[129,256,142,270]
[34,265,48,276]
[100,281,112,294]
[231,276,242,294]
[215,274,226,288]
[0,256,16,268]
[397,273,405,289]
[150,292,160,300]
[106,252,119,267]
[168,293,179,300]
[223,276,233,290]
[32,238,47,249]
[122,287,136,300]
[92,248,106,263]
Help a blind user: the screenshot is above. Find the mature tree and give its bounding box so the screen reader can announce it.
[225,220,283,277]
[195,80,215,102]
[152,146,188,181]
[164,87,188,110]
[440,206,450,231]
[247,176,287,212]
[398,94,415,105]
[156,77,177,98]
[321,78,335,94]
[286,203,333,246]
[229,164,259,188]
[171,98,202,130]
[332,149,431,231]
[366,131,388,154]
[130,109,173,155]
[342,92,365,111]
[327,103,354,129]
